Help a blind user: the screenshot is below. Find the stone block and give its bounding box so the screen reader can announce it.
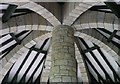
[43,69,50,74]
[25,43,33,48]
[10,27,17,33]
[45,61,51,67]
[38,25,46,31]
[37,9,48,15]
[97,23,104,28]
[32,25,38,30]
[30,40,36,45]
[1,58,7,67]
[13,53,21,59]
[20,47,29,52]
[41,76,48,82]
[68,70,76,76]
[1,28,9,35]
[16,50,24,55]
[72,9,83,15]
[104,23,113,30]
[44,66,51,70]
[51,66,60,75]
[54,60,68,66]
[79,63,85,68]
[60,65,71,70]
[41,12,53,19]
[60,70,69,76]
[46,26,53,31]
[9,57,17,63]
[69,12,80,18]
[51,77,62,82]
[3,62,13,70]
[25,25,32,30]
[78,58,84,63]
[89,23,97,28]
[71,77,77,82]
[0,75,4,83]
[0,68,8,76]
[62,76,71,82]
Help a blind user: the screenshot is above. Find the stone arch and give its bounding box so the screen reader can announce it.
[73,10,119,30]
[74,32,119,62]
[7,1,61,26]
[1,31,119,83]
[63,1,102,25]
[74,32,120,82]
[0,25,53,35]
[0,32,52,83]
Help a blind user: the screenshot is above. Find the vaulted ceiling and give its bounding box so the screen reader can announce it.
[0,0,120,83]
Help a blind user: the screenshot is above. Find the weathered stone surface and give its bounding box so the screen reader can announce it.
[50,25,77,82]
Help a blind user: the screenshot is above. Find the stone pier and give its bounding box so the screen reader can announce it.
[50,25,77,82]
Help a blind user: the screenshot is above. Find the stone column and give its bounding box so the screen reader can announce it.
[50,25,77,82]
